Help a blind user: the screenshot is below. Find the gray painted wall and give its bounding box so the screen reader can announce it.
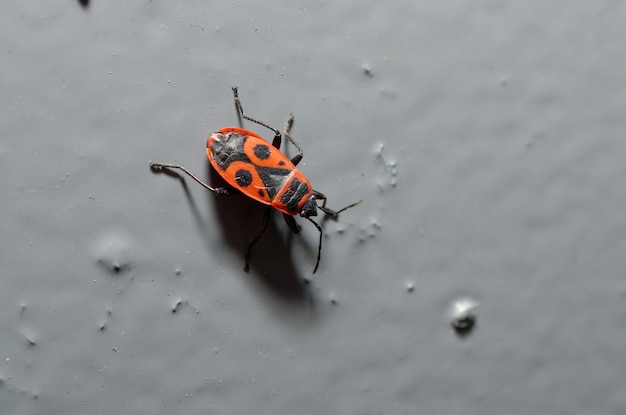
[2,1,624,413]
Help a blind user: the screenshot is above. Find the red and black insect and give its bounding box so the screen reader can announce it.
[150,87,361,273]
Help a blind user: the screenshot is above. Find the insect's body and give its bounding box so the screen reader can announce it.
[207,127,315,217]
[150,87,360,273]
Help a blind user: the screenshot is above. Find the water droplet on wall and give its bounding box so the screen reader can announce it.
[448,297,478,334]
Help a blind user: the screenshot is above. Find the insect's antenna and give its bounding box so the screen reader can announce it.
[305,217,323,274]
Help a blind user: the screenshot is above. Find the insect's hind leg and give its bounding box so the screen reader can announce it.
[244,206,273,272]
[149,162,230,195]
[231,86,282,149]
[283,113,304,166]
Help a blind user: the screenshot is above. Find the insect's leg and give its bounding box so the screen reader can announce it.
[244,206,273,272]
[283,113,304,166]
[231,86,282,149]
[304,217,323,274]
[313,190,362,218]
[282,213,302,234]
[150,162,230,195]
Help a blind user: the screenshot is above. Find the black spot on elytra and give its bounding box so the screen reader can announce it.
[253,144,271,160]
[278,161,286,166]
[258,189,265,197]
[235,169,253,187]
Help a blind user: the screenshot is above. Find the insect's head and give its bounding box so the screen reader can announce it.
[300,196,318,218]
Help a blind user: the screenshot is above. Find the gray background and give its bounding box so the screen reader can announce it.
[2,1,625,414]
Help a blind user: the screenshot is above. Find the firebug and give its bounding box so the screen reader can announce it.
[150,86,361,273]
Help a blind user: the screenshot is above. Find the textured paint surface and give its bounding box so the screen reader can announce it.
[2,1,626,414]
